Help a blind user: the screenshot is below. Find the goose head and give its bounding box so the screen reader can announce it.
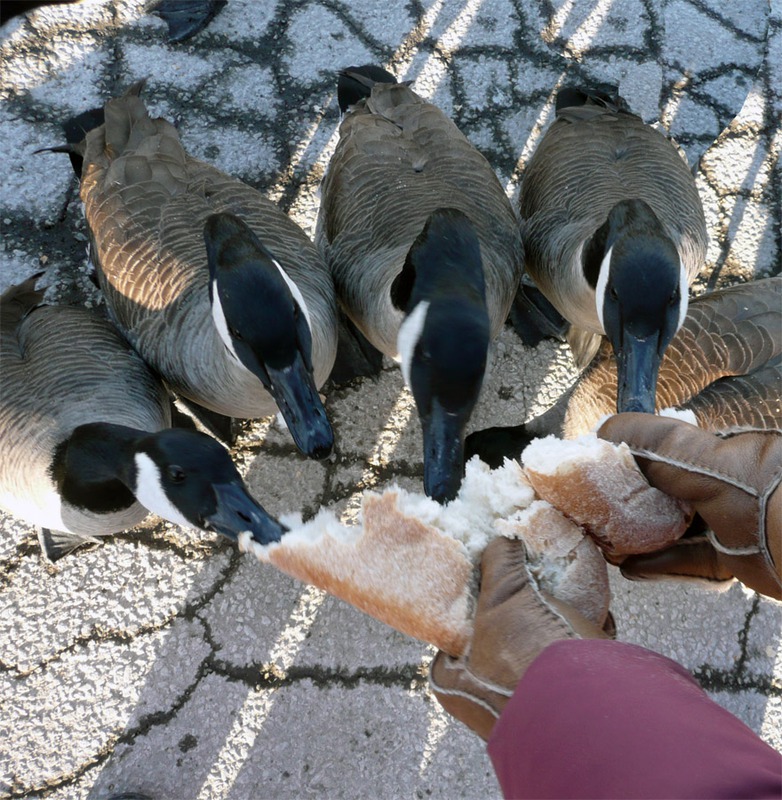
[588,199,689,414]
[204,213,334,459]
[58,423,287,545]
[396,209,490,504]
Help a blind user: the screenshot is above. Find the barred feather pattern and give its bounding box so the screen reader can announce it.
[317,82,523,357]
[79,93,337,419]
[561,278,782,437]
[0,298,170,535]
[520,99,708,335]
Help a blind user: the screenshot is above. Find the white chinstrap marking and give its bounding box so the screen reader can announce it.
[272,257,313,332]
[133,453,194,530]
[677,259,689,331]
[595,245,612,332]
[210,279,242,362]
[397,301,430,389]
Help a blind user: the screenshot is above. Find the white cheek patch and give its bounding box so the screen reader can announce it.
[397,301,430,388]
[133,453,194,531]
[677,260,689,331]
[273,258,313,333]
[595,246,612,332]
[210,280,241,362]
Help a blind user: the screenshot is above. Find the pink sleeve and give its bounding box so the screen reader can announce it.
[487,639,782,799]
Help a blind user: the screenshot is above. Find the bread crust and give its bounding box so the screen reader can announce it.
[497,501,609,626]
[247,434,683,656]
[262,492,476,656]
[523,438,688,555]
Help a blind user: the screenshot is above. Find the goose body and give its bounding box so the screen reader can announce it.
[318,65,523,501]
[73,85,337,458]
[520,86,708,413]
[0,277,286,560]
[466,278,782,466]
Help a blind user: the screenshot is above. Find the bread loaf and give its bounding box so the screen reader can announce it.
[242,453,618,656]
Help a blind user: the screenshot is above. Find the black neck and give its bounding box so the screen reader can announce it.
[51,422,143,514]
[583,199,668,289]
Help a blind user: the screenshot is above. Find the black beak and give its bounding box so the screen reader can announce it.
[421,399,467,504]
[206,482,288,546]
[615,333,661,414]
[267,353,334,460]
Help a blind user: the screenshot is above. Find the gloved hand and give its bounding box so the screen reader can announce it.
[598,413,781,599]
[429,537,608,740]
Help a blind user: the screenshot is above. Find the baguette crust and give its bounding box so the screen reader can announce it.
[262,492,476,656]
[523,437,688,556]
[496,501,609,626]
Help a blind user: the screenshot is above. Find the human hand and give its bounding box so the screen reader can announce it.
[598,413,781,599]
[428,537,608,740]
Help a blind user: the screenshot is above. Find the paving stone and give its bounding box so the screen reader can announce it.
[0,116,72,219]
[242,451,330,519]
[744,599,782,676]
[663,1,766,74]
[0,617,209,795]
[283,4,376,84]
[708,690,782,746]
[0,535,230,673]
[608,570,760,673]
[88,675,500,800]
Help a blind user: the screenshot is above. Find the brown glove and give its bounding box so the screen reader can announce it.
[429,537,608,740]
[598,413,781,599]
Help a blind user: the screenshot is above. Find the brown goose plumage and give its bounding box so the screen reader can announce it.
[0,276,287,559]
[318,74,522,356]
[520,86,707,340]
[78,85,338,422]
[317,66,522,502]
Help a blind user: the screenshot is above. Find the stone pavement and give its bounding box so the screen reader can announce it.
[0,1,780,798]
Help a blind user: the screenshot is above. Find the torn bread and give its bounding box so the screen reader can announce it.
[243,456,612,657]
[522,433,690,556]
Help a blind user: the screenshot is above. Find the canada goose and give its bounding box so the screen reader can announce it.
[317,65,523,503]
[0,276,287,561]
[466,277,781,467]
[56,83,337,460]
[520,85,708,414]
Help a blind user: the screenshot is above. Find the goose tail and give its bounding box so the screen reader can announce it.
[0,272,47,336]
[555,84,633,117]
[337,64,397,112]
[35,80,147,176]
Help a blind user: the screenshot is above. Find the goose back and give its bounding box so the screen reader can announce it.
[520,91,707,334]
[318,80,522,356]
[79,89,337,419]
[0,284,170,535]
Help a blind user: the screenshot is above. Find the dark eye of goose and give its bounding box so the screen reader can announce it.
[609,286,618,301]
[168,465,186,483]
[669,288,680,306]
[230,327,244,341]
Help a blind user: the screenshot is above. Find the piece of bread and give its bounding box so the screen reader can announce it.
[522,433,689,556]
[496,500,609,626]
[242,456,612,656]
